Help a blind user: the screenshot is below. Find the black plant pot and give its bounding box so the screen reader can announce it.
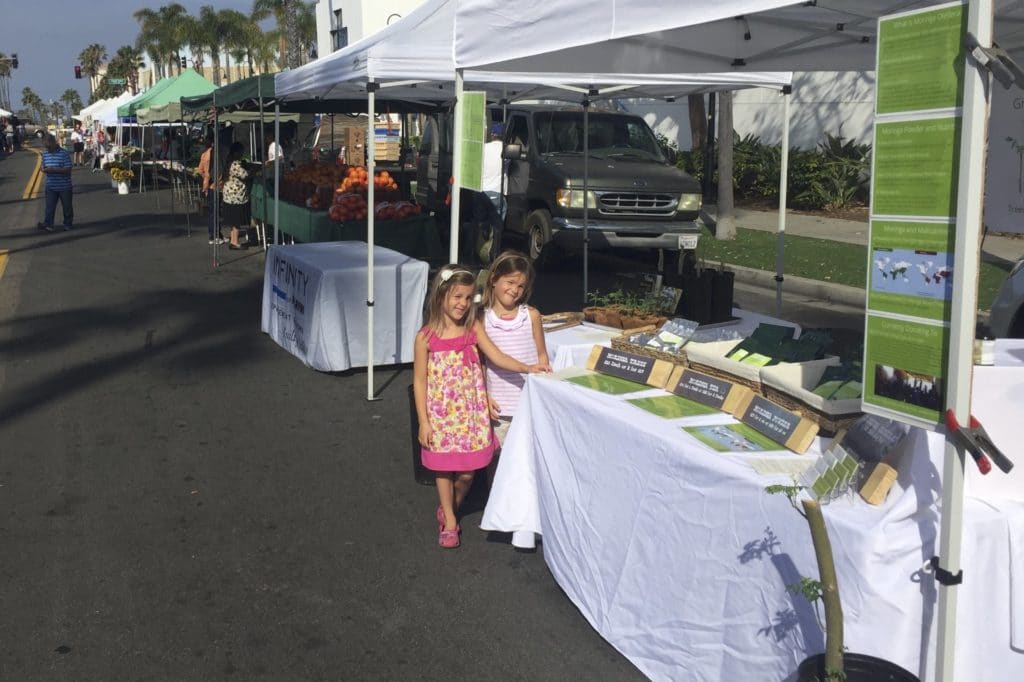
[797,652,919,682]
[710,269,735,323]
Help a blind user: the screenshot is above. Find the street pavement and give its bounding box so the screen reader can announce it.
[0,145,649,680]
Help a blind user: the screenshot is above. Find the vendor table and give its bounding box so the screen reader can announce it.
[260,241,427,371]
[251,184,443,262]
[481,372,1024,681]
[545,308,801,371]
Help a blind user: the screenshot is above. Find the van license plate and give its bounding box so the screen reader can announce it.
[678,235,699,250]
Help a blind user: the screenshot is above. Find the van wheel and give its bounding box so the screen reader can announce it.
[1010,308,1024,339]
[526,209,557,268]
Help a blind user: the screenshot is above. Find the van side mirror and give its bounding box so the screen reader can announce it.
[664,148,679,165]
[503,143,524,160]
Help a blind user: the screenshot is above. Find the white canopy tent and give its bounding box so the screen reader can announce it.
[276,0,791,401]
[0,106,13,118]
[451,1,1024,680]
[91,92,135,128]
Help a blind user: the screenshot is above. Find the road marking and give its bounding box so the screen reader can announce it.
[0,250,8,281]
[22,148,43,200]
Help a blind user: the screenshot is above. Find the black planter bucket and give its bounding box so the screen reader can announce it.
[710,269,735,322]
[797,653,919,682]
[682,270,713,323]
[407,385,436,486]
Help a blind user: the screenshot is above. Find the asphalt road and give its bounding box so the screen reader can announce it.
[0,144,862,680]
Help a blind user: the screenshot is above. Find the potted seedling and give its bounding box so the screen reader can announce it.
[585,289,669,329]
[766,483,919,682]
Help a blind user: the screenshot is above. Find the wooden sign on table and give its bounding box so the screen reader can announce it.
[733,393,820,454]
[586,346,674,389]
[667,366,753,417]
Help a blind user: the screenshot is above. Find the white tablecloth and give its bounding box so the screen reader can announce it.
[481,373,1024,682]
[260,242,427,371]
[544,308,802,371]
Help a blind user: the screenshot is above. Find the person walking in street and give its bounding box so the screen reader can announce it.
[37,134,73,232]
[71,124,85,167]
[219,142,252,250]
[197,135,223,245]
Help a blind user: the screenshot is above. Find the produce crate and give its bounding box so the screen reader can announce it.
[374,140,401,162]
[759,358,862,437]
[610,325,690,365]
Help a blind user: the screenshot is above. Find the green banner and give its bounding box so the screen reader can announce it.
[459,91,486,191]
[863,315,948,424]
[868,220,955,321]
[876,3,966,114]
[873,118,961,217]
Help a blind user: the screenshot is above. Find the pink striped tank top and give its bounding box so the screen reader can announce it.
[484,305,539,417]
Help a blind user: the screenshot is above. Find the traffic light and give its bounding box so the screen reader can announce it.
[74,65,82,79]
[11,53,17,69]
[180,56,187,69]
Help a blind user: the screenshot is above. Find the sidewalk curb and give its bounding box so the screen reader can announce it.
[726,263,867,308]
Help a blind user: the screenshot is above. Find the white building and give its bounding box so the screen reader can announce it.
[315,0,423,57]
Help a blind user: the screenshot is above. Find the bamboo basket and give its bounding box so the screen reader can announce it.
[610,325,690,365]
[683,340,768,394]
[760,359,863,436]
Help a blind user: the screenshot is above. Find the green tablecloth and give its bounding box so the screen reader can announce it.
[251,183,443,262]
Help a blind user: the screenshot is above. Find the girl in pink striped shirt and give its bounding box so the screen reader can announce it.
[482,251,550,481]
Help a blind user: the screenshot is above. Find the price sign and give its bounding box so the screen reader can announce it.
[734,393,819,453]
[667,366,753,416]
[586,346,673,389]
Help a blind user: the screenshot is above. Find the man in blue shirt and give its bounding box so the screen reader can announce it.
[37,134,74,232]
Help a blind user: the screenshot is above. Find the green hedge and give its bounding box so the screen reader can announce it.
[668,132,871,212]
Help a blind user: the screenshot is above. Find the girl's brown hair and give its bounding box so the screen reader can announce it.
[481,250,535,310]
[424,264,479,333]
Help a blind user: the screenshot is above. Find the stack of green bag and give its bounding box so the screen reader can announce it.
[725,325,830,367]
[811,362,863,400]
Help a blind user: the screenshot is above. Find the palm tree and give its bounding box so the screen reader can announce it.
[219,9,252,83]
[134,4,189,80]
[252,0,310,70]
[21,86,44,123]
[196,5,228,85]
[78,44,108,98]
[0,52,12,111]
[60,89,83,121]
[295,1,317,65]
[108,46,146,94]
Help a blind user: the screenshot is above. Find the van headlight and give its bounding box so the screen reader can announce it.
[556,189,597,209]
[677,193,702,212]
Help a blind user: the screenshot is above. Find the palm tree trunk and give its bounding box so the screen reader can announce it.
[716,91,736,240]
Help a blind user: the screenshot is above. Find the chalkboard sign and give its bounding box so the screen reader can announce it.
[734,393,819,453]
[667,366,753,416]
[586,346,673,389]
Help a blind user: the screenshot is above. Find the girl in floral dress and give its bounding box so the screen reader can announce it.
[413,265,548,549]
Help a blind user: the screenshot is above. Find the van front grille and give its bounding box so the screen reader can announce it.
[597,192,677,216]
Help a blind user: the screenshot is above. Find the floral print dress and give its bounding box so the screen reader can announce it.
[420,328,497,472]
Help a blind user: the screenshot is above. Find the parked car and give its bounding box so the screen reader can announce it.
[416,105,703,266]
[21,121,46,138]
[988,256,1024,337]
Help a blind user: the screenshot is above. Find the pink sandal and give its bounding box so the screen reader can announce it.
[436,505,445,531]
[438,525,461,549]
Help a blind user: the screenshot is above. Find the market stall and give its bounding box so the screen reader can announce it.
[260,241,427,371]
[479,369,1022,681]
[250,182,442,262]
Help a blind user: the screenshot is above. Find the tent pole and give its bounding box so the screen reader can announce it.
[257,77,267,250]
[450,69,464,263]
[582,93,591,305]
[774,86,791,318]
[937,1,992,680]
[367,81,378,401]
[274,104,280,246]
[139,125,145,194]
[213,103,221,267]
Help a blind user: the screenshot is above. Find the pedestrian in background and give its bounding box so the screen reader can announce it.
[37,134,73,232]
[219,142,251,250]
[71,124,85,167]
[197,134,223,245]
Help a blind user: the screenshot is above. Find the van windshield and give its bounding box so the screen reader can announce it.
[534,112,665,162]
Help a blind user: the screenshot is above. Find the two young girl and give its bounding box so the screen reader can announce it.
[413,252,548,549]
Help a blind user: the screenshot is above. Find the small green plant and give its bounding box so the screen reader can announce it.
[587,289,666,315]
